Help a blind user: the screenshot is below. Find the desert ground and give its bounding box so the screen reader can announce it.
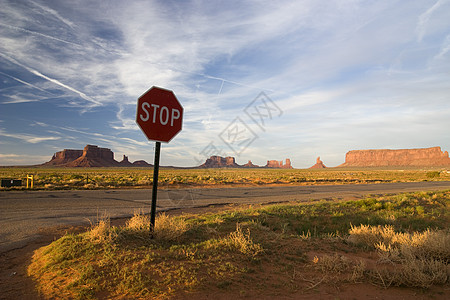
[0,168,449,299]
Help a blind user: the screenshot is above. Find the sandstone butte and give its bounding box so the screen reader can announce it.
[339,146,450,167]
[265,158,293,169]
[43,145,152,168]
[309,157,327,169]
[198,156,293,169]
[43,146,293,169]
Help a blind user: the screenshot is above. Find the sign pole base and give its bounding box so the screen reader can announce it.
[150,141,161,234]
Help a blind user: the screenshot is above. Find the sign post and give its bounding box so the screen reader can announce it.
[136,86,183,232]
[150,141,161,230]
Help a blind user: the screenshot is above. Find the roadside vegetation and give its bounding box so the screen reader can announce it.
[1,167,450,190]
[28,190,449,299]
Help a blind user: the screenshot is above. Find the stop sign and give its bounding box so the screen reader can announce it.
[136,86,183,143]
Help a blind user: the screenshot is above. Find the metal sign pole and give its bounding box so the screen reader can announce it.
[150,141,161,233]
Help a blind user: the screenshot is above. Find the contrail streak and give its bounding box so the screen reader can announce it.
[0,53,101,106]
[30,0,75,29]
[0,22,81,47]
[0,70,53,94]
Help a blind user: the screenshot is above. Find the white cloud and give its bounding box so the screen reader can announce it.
[0,128,60,143]
[0,53,102,106]
[1,94,40,104]
[0,70,51,94]
[0,22,80,46]
[29,0,75,29]
[434,34,450,60]
[1,0,449,167]
[0,153,49,166]
[416,0,449,42]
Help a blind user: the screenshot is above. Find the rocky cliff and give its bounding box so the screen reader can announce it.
[265,159,292,169]
[199,156,240,168]
[243,160,259,168]
[309,157,327,169]
[45,149,84,166]
[132,160,153,167]
[119,155,134,167]
[43,145,152,167]
[64,145,119,167]
[339,147,450,167]
[198,156,292,168]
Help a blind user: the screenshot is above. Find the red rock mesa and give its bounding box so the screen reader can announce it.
[198,156,292,169]
[339,147,450,167]
[43,145,152,167]
[265,159,292,169]
[199,156,240,168]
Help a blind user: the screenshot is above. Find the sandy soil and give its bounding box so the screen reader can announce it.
[1,204,449,300]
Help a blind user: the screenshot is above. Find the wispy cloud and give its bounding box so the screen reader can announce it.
[0,128,60,144]
[0,153,49,165]
[0,53,101,106]
[0,22,80,47]
[59,126,148,148]
[416,0,448,42]
[435,34,450,59]
[0,70,51,94]
[29,0,75,29]
[1,94,40,104]
[1,0,449,167]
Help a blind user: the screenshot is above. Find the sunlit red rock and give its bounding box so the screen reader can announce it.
[309,156,327,169]
[339,147,450,167]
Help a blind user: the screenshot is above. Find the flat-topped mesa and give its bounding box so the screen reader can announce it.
[198,156,291,168]
[66,145,119,167]
[43,145,152,167]
[45,149,83,166]
[82,145,114,160]
[340,146,450,167]
[199,156,240,168]
[265,159,292,169]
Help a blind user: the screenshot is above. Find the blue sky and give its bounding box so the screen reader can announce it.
[1,0,449,168]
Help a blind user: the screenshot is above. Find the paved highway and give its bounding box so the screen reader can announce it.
[1,181,450,252]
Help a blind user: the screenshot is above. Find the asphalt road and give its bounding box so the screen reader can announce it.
[1,181,450,252]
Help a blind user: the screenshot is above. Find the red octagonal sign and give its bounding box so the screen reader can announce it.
[136,86,183,143]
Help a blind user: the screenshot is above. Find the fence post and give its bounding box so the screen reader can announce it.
[27,175,34,189]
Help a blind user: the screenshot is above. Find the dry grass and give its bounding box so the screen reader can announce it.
[221,223,263,257]
[313,253,352,274]
[125,212,151,231]
[28,191,450,298]
[153,213,190,241]
[3,167,450,190]
[87,217,116,244]
[348,224,450,262]
[312,253,368,284]
[348,224,450,288]
[85,212,191,246]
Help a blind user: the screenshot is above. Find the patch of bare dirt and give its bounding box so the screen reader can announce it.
[0,224,82,300]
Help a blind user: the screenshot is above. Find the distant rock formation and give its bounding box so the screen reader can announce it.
[265,158,292,169]
[132,160,153,167]
[45,149,83,166]
[198,156,292,168]
[119,155,133,167]
[66,145,119,167]
[243,160,259,168]
[43,145,152,167]
[339,147,450,167]
[309,157,327,169]
[199,156,240,168]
